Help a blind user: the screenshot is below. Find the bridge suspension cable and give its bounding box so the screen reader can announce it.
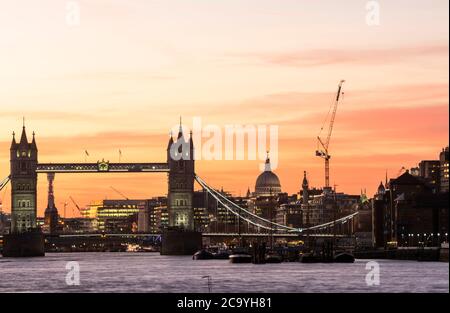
[0,175,10,192]
[196,175,294,232]
[196,176,275,231]
[195,175,359,233]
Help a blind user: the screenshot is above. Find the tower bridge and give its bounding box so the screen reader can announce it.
[0,122,358,257]
[35,162,169,173]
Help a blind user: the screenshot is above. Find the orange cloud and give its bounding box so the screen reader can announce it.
[230,44,449,67]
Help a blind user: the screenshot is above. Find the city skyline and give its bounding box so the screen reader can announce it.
[0,124,448,218]
[0,0,449,217]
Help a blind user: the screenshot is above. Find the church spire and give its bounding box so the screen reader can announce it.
[19,119,28,147]
[189,129,194,156]
[302,171,309,189]
[302,171,309,205]
[166,130,174,154]
[30,131,37,150]
[264,151,271,171]
[10,131,17,150]
[177,116,183,139]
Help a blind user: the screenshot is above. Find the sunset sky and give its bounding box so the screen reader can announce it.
[0,0,448,217]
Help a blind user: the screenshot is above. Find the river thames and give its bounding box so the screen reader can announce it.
[0,253,448,293]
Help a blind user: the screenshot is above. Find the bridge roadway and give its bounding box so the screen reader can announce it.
[35,162,169,173]
[0,233,344,239]
[1,233,344,239]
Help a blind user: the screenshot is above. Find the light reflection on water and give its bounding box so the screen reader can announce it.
[0,253,448,293]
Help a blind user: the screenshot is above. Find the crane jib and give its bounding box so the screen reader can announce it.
[336,85,342,101]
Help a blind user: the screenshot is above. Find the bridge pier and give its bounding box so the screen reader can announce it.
[2,231,45,257]
[160,228,202,255]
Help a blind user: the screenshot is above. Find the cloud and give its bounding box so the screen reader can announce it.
[0,111,96,121]
[191,82,449,129]
[276,103,449,159]
[52,70,177,81]
[0,131,169,162]
[230,44,449,67]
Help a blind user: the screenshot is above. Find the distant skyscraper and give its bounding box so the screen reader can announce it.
[44,173,59,234]
[301,171,310,227]
[418,160,440,192]
[440,146,449,193]
[302,171,309,205]
[80,201,102,218]
[97,199,144,232]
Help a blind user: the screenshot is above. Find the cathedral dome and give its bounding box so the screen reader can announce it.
[256,171,281,189]
[255,153,281,196]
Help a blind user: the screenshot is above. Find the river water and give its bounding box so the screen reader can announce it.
[0,253,448,293]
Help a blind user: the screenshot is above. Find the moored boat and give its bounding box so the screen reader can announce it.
[333,252,355,263]
[299,252,321,263]
[213,251,230,260]
[229,253,252,263]
[265,252,282,263]
[193,249,214,260]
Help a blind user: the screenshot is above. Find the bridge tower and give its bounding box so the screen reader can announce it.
[167,122,195,230]
[10,125,38,233]
[3,124,44,257]
[162,120,201,255]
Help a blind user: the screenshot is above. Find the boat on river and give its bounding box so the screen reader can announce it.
[193,249,214,260]
[333,252,355,263]
[213,251,231,260]
[229,253,252,263]
[265,252,282,263]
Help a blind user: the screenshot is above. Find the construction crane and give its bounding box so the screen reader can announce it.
[109,186,129,200]
[316,80,345,188]
[69,196,82,216]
